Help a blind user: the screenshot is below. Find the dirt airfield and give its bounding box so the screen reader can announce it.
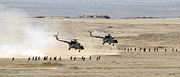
[0,17,180,77]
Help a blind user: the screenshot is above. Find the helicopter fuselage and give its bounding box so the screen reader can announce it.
[69,43,84,50]
[103,38,118,44]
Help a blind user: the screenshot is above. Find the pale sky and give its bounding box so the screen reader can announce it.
[0,0,180,18]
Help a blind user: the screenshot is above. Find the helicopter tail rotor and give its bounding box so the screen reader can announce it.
[88,30,94,37]
[54,32,59,40]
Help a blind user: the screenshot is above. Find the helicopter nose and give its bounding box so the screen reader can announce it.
[113,40,118,43]
[80,46,84,50]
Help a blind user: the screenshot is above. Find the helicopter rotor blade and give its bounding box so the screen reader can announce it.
[93,30,107,35]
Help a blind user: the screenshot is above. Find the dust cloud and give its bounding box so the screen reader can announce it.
[0,5,56,57]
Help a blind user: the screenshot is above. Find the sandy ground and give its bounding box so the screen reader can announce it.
[0,18,180,77]
[0,51,180,77]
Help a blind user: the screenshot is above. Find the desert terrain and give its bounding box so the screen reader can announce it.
[0,17,180,77]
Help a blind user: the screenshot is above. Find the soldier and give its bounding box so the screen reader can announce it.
[50,57,52,61]
[143,48,146,52]
[12,57,14,61]
[89,56,91,60]
[28,57,30,61]
[96,57,99,61]
[82,56,84,60]
[140,48,142,51]
[32,57,34,60]
[124,48,126,51]
[74,57,76,61]
[43,56,46,61]
[35,56,37,61]
[157,48,159,52]
[176,49,178,52]
[44,56,48,61]
[83,57,85,61]
[38,57,40,60]
[149,48,151,52]
[54,57,57,61]
[70,56,72,61]
[130,48,132,51]
[134,48,136,51]
[59,56,61,61]
[172,48,174,52]
[154,48,156,52]
[127,48,129,52]
[165,49,167,52]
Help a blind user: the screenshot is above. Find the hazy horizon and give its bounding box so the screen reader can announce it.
[0,0,180,18]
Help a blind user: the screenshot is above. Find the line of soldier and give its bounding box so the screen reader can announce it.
[27,56,100,61]
[28,56,61,61]
[123,48,178,52]
[70,56,93,61]
[28,56,41,61]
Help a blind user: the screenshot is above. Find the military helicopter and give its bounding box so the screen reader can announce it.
[54,32,84,52]
[88,31,118,46]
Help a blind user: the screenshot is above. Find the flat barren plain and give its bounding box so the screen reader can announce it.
[0,18,180,77]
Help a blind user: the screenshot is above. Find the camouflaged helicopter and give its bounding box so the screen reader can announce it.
[88,31,118,46]
[54,32,84,52]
